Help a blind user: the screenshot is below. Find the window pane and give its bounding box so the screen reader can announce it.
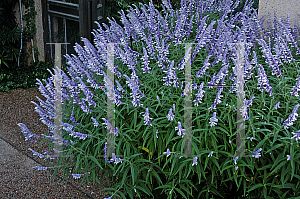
[50,16,64,43]
[65,19,80,57]
[49,15,80,70]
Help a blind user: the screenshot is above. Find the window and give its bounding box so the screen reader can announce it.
[42,0,105,68]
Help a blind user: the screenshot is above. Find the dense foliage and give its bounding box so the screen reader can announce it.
[17,0,300,198]
[0,0,258,92]
[103,0,259,30]
[0,0,56,92]
[0,0,24,80]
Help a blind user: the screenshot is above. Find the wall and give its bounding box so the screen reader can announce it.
[258,0,300,33]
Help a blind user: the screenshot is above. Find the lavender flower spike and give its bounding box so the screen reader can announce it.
[32,166,48,171]
[274,102,280,110]
[142,108,153,126]
[68,130,90,140]
[251,148,262,158]
[28,148,45,159]
[18,123,40,143]
[72,174,82,179]
[192,157,198,166]
[167,108,175,121]
[194,82,205,106]
[287,155,291,161]
[175,122,185,137]
[110,153,122,164]
[256,64,273,96]
[91,117,100,127]
[291,130,300,142]
[208,151,214,157]
[233,156,239,165]
[163,148,172,157]
[291,76,300,96]
[283,104,300,129]
[209,112,218,127]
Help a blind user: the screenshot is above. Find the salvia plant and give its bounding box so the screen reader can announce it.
[17,0,300,198]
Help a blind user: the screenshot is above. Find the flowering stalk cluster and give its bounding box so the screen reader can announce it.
[15,0,300,197]
[283,104,300,129]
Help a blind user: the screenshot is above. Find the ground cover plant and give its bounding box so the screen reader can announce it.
[17,0,300,198]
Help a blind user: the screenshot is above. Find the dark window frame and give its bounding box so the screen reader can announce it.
[42,0,105,63]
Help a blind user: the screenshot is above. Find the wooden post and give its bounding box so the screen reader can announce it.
[79,0,90,46]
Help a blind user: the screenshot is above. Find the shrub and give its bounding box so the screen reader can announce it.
[0,0,24,88]
[0,0,50,92]
[0,60,63,92]
[18,0,300,198]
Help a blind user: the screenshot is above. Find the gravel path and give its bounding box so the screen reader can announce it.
[0,86,123,199]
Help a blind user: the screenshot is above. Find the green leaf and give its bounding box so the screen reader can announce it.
[271,153,285,171]
[271,183,295,189]
[290,145,295,180]
[121,167,130,186]
[247,183,264,192]
[130,163,135,185]
[86,156,103,170]
[151,168,163,186]
[270,161,286,175]
[175,187,187,198]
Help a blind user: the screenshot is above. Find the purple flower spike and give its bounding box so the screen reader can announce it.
[18,123,40,143]
[141,47,151,73]
[283,104,300,129]
[91,117,99,127]
[175,122,185,137]
[209,87,223,110]
[142,108,153,126]
[194,82,205,106]
[192,157,198,166]
[32,166,48,171]
[256,64,273,96]
[251,148,262,158]
[208,151,214,157]
[167,108,175,121]
[163,148,171,157]
[162,60,178,87]
[72,174,82,179]
[233,156,239,165]
[43,150,57,160]
[110,153,122,165]
[291,130,300,142]
[291,76,300,97]
[29,148,45,159]
[287,155,291,161]
[114,127,119,136]
[209,112,218,127]
[274,102,280,110]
